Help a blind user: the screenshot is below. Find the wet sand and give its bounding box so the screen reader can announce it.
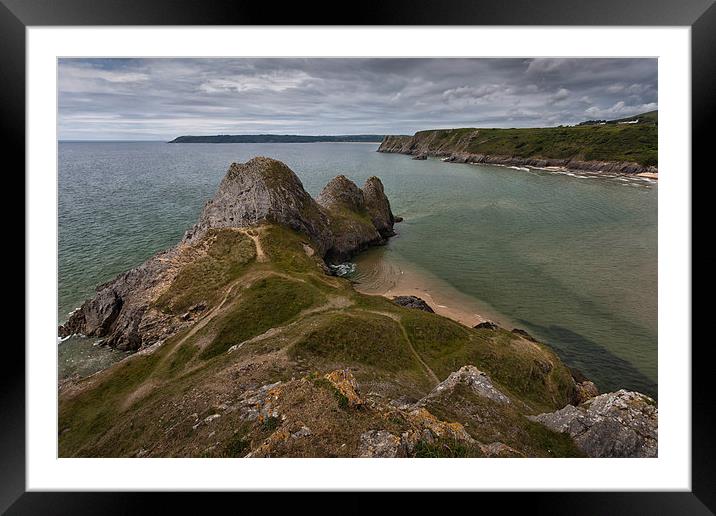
[351,248,510,328]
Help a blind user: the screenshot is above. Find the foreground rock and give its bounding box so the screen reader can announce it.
[418,365,511,405]
[358,430,402,458]
[392,295,435,313]
[529,390,658,458]
[59,157,396,351]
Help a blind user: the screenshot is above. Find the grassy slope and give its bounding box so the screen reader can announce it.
[59,224,580,458]
[389,112,657,166]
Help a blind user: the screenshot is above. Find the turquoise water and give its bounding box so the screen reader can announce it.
[58,142,657,396]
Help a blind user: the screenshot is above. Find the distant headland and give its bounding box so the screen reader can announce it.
[378,111,658,177]
[168,134,385,144]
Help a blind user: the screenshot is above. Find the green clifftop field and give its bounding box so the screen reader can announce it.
[58,157,657,458]
[378,111,657,171]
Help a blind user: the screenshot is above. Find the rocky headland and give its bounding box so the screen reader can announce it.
[58,157,657,458]
[59,157,395,351]
[378,119,658,177]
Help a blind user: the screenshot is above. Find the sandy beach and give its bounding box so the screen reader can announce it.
[351,249,508,328]
[378,283,488,327]
[636,171,658,179]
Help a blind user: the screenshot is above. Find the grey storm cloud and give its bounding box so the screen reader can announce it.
[58,58,657,140]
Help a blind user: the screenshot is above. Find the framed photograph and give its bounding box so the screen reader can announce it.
[8,0,710,512]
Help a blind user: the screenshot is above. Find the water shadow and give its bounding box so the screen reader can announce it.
[516,319,657,399]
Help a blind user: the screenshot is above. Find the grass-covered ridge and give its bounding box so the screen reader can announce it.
[380,111,658,167]
[59,222,582,458]
[155,229,256,314]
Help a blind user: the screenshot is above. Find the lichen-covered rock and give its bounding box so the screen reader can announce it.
[529,389,658,457]
[358,430,402,457]
[236,381,284,422]
[419,365,511,405]
[245,428,291,458]
[324,369,363,407]
[406,408,474,443]
[392,295,435,313]
[479,442,524,458]
[574,380,599,404]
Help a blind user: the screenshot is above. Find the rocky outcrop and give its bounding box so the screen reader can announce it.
[189,158,395,260]
[418,365,511,405]
[440,153,656,175]
[358,430,402,458]
[392,296,435,313]
[574,380,600,404]
[317,174,396,261]
[317,175,365,212]
[323,369,363,407]
[57,244,184,350]
[529,390,658,458]
[474,321,499,330]
[378,131,658,175]
[59,288,122,338]
[58,157,396,350]
[186,157,333,255]
[361,176,396,239]
[568,367,600,404]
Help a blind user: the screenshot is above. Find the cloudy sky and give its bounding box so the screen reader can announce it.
[58,58,657,140]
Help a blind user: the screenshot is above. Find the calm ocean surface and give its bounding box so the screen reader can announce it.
[58,141,657,396]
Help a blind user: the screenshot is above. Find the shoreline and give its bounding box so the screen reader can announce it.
[379,148,658,180]
[376,284,488,327]
[350,249,508,329]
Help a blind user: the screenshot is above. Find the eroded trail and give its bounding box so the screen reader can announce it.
[397,321,440,386]
[165,229,270,355]
[237,228,268,263]
[357,308,440,386]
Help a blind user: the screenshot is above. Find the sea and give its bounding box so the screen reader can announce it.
[58,141,657,397]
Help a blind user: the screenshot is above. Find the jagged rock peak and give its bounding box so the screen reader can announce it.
[186,157,333,255]
[316,173,396,261]
[362,176,395,238]
[317,175,365,211]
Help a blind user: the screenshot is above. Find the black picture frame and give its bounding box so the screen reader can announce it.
[5,0,710,513]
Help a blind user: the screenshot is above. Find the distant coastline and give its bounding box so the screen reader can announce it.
[377,110,658,177]
[168,134,385,144]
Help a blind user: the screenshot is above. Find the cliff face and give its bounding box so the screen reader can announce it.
[186,157,333,255]
[316,174,396,261]
[59,157,395,351]
[378,126,658,175]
